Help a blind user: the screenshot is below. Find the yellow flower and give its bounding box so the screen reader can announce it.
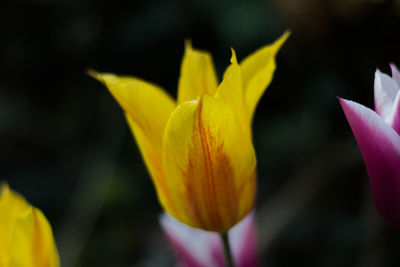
[0,183,60,267]
[91,32,289,232]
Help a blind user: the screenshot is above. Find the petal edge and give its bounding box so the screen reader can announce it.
[339,97,400,227]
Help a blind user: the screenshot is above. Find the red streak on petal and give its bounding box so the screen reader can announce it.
[182,101,240,232]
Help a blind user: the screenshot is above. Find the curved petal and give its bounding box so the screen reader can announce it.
[160,212,258,267]
[162,95,256,232]
[0,183,31,261]
[339,98,400,228]
[374,69,400,122]
[9,208,60,267]
[91,71,178,214]
[230,212,258,267]
[177,41,219,104]
[239,31,289,122]
[390,63,400,87]
[215,49,249,135]
[0,184,60,267]
[160,213,219,267]
[388,90,400,134]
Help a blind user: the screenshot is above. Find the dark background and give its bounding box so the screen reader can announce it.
[1,0,400,266]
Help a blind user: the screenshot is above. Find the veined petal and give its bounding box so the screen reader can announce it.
[239,31,289,122]
[390,63,400,87]
[177,41,219,103]
[339,98,400,228]
[90,72,178,211]
[160,212,258,267]
[162,95,256,232]
[215,49,249,135]
[374,69,400,122]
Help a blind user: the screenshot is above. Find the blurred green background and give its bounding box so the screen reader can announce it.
[2,0,400,266]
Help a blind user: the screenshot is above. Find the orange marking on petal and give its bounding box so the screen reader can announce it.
[181,101,240,232]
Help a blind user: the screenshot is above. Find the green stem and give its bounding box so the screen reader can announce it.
[220,232,234,267]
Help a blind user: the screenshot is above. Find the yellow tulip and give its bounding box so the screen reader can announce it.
[91,32,289,232]
[0,183,60,267]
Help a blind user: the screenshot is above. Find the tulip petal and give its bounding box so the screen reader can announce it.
[230,212,258,267]
[388,90,400,134]
[239,31,289,122]
[339,98,400,227]
[160,212,258,267]
[390,63,400,87]
[0,184,59,267]
[0,183,31,258]
[163,95,256,232]
[9,208,60,267]
[177,41,219,104]
[90,71,178,214]
[390,66,400,133]
[374,69,400,122]
[160,213,219,267]
[215,49,249,135]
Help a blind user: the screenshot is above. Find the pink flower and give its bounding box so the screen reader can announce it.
[339,64,400,227]
[160,212,258,267]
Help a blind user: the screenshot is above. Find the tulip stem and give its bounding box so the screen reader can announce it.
[220,232,234,267]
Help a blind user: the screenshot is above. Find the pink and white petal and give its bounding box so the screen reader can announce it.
[229,212,258,267]
[210,238,224,267]
[390,63,400,88]
[208,212,258,267]
[160,213,220,267]
[388,90,400,134]
[339,98,400,228]
[160,212,258,267]
[374,70,400,121]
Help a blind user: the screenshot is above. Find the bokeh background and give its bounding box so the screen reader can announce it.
[2,0,400,266]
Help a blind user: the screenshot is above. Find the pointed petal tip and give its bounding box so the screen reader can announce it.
[87,68,103,83]
[177,41,218,103]
[339,98,364,120]
[87,68,98,77]
[390,63,400,78]
[230,47,238,64]
[184,39,193,53]
[274,30,291,50]
[337,96,347,108]
[338,97,352,107]
[281,30,291,40]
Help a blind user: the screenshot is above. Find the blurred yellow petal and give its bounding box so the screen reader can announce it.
[0,183,30,253]
[9,208,60,267]
[0,183,31,265]
[0,184,59,267]
[162,95,256,232]
[240,31,289,122]
[91,71,179,214]
[215,49,250,135]
[177,41,218,103]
